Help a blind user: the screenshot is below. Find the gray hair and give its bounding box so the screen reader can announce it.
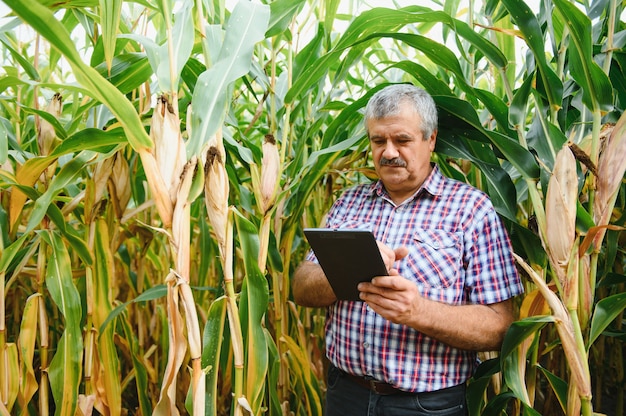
[364,84,438,139]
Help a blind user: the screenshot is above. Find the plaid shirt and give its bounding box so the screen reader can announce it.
[307,165,523,392]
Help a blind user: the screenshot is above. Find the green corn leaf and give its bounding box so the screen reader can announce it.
[266,0,306,38]
[99,285,168,334]
[234,209,270,415]
[281,335,323,416]
[537,365,568,412]
[435,136,517,221]
[0,233,29,272]
[188,1,270,158]
[99,0,122,73]
[93,218,122,413]
[509,71,534,129]
[437,96,540,180]
[553,0,613,112]
[500,0,563,111]
[42,230,82,416]
[95,53,153,94]
[588,292,626,347]
[501,316,554,406]
[0,34,40,81]
[0,119,7,164]
[3,0,152,151]
[202,296,227,416]
[118,313,152,416]
[51,128,126,157]
[26,151,93,233]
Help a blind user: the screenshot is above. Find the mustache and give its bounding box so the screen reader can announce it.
[379,157,407,167]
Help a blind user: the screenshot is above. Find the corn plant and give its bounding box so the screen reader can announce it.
[1,0,625,415]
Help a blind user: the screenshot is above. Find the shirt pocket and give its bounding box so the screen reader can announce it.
[404,229,462,289]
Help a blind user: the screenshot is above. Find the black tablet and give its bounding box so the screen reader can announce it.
[303,228,388,301]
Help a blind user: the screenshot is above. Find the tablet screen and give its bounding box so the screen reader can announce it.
[303,228,388,301]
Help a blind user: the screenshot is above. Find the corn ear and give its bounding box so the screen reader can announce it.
[151,95,187,205]
[593,116,626,249]
[110,153,131,217]
[544,145,579,308]
[203,129,229,258]
[138,149,173,228]
[259,134,280,214]
[37,93,61,156]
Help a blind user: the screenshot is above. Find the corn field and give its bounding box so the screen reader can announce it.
[0,0,625,415]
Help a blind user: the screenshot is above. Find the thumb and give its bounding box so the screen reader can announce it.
[394,246,409,261]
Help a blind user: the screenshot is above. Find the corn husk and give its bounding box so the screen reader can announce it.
[593,116,626,249]
[544,145,579,308]
[37,93,62,156]
[203,129,229,257]
[151,95,186,205]
[259,134,280,214]
[110,153,131,219]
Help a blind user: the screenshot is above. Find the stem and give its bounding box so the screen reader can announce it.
[223,209,245,415]
[0,271,5,406]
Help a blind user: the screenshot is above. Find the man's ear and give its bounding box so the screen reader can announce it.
[428,130,437,151]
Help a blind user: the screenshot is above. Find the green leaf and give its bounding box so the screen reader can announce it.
[26,151,93,232]
[93,219,122,411]
[553,0,613,111]
[4,0,152,151]
[188,1,270,158]
[41,230,82,416]
[99,0,122,72]
[202,296,227,416]
[537,365,568,412]
[437,96,540,180]
[95,53,152,94]
[0,233,29,272]
[266,0,306,38]
[501,0,563,111]
[234,209,270,415]
[588,292,626,347]
[99,285,168,334]
[501,316,553,405]
[51,128,127,157]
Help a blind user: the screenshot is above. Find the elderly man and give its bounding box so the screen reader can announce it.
[292,84,523,416]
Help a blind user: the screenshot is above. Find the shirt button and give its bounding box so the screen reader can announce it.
[363,342,370,348]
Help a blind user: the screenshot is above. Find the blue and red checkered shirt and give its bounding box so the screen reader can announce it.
[306,164,523,392]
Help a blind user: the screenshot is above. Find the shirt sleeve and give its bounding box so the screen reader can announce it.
[464,201,524,304]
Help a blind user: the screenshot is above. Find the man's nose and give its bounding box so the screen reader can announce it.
[382,142,399,158]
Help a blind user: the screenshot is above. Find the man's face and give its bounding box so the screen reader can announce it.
[366,101,436,203]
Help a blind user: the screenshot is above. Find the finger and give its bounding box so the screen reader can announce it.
[394,246,409,261]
